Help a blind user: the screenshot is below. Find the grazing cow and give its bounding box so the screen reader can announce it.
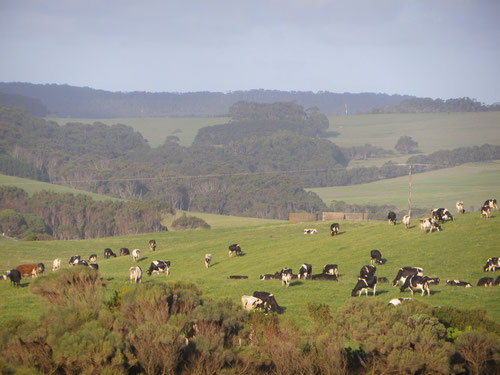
[204,254,212,268]
[419,218,441,233]
[147,260,171,276]
[360,265,376,278]
[495,275,500,286]
[253,291,281,313]
[281,267,293,288]
[311,273,338,281]
[427,277,440,285]
[69,255,81,266]
[241,296,265,311]
[148,239,157,251]
[89,254,97,263]
[370,250,383,265]
[3,269,21,287]
[378,277,389,283]
[445,280,472,287]
[228,275,248,279]
[351,276,377,297]
[52,258,61,271]
[88,263,98,270]
[132,249,140,262]
[228,244,242,257]
[484,199,498,210]
[129,266,142,284]
[483,257,500,272]
[456,201,465,214]
[260,272,281,280]
[298,263,312,279]
[75,259,89,267]
[388,297,412,306]
[330,223,340,236]
[323,264,338,277]
[481,205,491,218]
[120,248,130,256]
[387,211,396,225]
[15,264,43,278]
[400,275,431,296]
[104,248,117,258]
[432,208,453,222]
[392,267,424,286]
[477,277,494,287]
[402,215,410,229]
[304,229,317,234]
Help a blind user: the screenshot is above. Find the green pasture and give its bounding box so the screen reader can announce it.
[1,212,499,329]
[48,116,229,148]
[0,174,119,202]
[327,111,500,155]
[309,160,500,211]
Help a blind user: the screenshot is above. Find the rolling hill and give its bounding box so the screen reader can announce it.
[1,211,498,328]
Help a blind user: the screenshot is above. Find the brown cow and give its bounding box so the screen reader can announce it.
[16,263,44,278]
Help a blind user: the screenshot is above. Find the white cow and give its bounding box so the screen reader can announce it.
[132,249,141,262]
[129,266,142,284]
[241,295,264,311]
[52,258,61,271]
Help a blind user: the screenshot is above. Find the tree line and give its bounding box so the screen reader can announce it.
[0,186,174,240]
[1,269,499,374]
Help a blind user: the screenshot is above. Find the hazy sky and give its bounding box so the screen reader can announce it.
[1,0,499,103]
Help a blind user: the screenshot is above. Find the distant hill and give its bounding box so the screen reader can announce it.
[0,82,412,117]
[0,91,47,116]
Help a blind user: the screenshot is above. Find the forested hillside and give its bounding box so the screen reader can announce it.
[1,104,499,219]
[0,82,412,117]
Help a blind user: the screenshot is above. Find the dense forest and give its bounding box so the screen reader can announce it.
[0,186,173,240]
[1,104,499,219]
[0,82,412,117]
[1,271,499,374]
[363,97,500,114]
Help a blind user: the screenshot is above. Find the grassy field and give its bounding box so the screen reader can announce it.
[0,174,119,201]
[309,160,500,211]
[327,111,500,155]
[48,116,229,148]
[1,212,499,329]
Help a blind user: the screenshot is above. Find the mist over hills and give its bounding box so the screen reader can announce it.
[0,82,412,118]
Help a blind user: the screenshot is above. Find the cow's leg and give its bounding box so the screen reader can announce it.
[373,285,376,296]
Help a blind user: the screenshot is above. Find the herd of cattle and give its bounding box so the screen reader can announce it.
[1,199,498,315]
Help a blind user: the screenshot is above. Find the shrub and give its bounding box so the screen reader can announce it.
[171,214,210,230]
[456,330,500,375]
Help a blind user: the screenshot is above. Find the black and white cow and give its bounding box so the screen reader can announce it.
[228,275,248,279]
[147,260,171,276]
[402,215,410,229]
[311,273,338,281]
[456,201,465,214]
[132,249,140,262]
[370,250,383,265]
[477,277,494,287]
[445,280,472,287]
[69,255,81,266]
[253,291,281,313]
[484,199,498,211]
[75,259,89,267]
[387,211,397,225]
[392,267,424,286]
[228,244,242,257]
[400,275,431,296]
[204,254,212,268]
[88,263,98,270]
[483,257,500,272]
[323,264,338,277]
[104,248,117,258]
[360,265,376,278]
[330,223,340,236]
[298,263,312,279]
[2,269,21,287]
[419,218,441,233]
[89,254,97,263]
[432,208,453,222]
[149,239,157,251]
[304,229,317,234]
[281,268,293,288]
[388,297,412,306]
[120,248,130,256]
[481,205,491,218]
[427,277,440,285]
[351,276,377,297]
[260,272,281,280]
[241,295,265,311]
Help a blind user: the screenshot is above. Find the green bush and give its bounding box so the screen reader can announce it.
[171,214,210,230]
